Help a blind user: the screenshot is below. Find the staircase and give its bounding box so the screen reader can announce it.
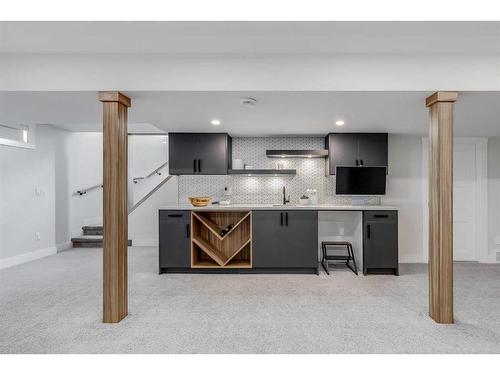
[71,226,132,248]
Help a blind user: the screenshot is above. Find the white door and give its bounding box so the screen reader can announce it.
[453,143,476,261]
[422,138,487,263]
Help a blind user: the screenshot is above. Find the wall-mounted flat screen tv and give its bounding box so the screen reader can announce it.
[335,166,387,195]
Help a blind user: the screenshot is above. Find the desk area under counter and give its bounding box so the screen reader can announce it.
[158,204,399,276]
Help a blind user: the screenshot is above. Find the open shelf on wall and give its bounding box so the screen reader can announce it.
[266,149,328,158]
[191,211,252,268]
[228,169,296,176]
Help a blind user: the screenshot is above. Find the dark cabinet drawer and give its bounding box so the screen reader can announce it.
[159,210,191,271]
[363,211,397,221]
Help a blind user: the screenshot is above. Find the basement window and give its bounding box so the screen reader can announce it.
[0,124,35,149]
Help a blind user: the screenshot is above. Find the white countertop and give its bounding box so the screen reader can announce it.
[159,203,399,211]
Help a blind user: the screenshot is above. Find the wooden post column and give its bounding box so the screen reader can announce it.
[425,91,457,324]
[99,91,131,323]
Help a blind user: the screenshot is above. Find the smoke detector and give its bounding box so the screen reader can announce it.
[240,97,257,108]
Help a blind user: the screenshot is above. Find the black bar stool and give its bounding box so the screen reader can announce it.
[321,241,358,275]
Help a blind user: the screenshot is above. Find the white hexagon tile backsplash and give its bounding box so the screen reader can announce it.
[178,137,380,205]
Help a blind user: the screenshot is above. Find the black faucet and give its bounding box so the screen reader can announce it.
[282,186,290,205]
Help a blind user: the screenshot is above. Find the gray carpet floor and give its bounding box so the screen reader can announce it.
[1,246,499,354]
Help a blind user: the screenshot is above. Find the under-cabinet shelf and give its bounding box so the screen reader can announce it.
[228,169,296,176]
[191,211,252,269]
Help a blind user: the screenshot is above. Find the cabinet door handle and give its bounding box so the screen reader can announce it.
[193,159,197,172]
[167,214,182,217]
[280,212,283,226]
[198,159,201,173]
[186,224,190,238]
[285,212,289,226]
[367,224,371,239]
[374,214,389,218]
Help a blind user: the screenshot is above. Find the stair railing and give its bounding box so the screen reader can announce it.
[132,161,168,184]
[74,183,103,196]
[73,161,171,214]
[128,175,173,214]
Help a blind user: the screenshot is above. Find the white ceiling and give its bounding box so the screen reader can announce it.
[1,21,499,55]
[1,91,499,137]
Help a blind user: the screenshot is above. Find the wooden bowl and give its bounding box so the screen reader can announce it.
[188,197,212,207]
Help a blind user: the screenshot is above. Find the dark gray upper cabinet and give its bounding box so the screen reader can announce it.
[168,133,232,175]
[252,210,318,269]
[362,211,398,275]
[357,133,388,167]
[159,210,191,271]
[325,133,388,174]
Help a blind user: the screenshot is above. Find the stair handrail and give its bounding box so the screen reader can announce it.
[132,161,168,183]
[128,175,173,214]
[74,161,168,195]
[74,183,103,196]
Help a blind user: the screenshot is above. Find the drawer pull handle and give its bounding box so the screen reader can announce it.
[374,214,389,218]
[167,214,183,217]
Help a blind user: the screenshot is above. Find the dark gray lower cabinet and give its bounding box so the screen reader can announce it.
[363,211,399,275]
[159,210,191,272]
[252,210,318,273]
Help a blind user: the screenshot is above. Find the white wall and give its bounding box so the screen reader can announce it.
[66,133,175,243]
[488,137,500,259]
[66,132,103,235]
[0,125,69,267]
[129,134,168,204]
[382,135,424,263]
[128,176,178,246]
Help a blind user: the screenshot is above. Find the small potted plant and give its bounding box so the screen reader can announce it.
[299,194,309,205]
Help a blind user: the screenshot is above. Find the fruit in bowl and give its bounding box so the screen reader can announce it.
[188,197,212,207]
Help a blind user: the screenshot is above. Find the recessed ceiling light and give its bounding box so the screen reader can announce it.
[335,120,345,126]
[211,119,221,126]
[307,155,312,158]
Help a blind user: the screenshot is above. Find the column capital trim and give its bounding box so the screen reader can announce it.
[99,91,131,107]
[425,91,458,107]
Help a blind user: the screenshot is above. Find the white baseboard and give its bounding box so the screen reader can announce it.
[131,238,157,247]
[56,241,73,253]
[0,246,57,270]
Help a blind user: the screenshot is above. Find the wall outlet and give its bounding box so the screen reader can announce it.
[34,232,41,241]
[35,187,46,196]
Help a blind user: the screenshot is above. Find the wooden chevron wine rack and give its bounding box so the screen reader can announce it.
[191,211,252,268]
